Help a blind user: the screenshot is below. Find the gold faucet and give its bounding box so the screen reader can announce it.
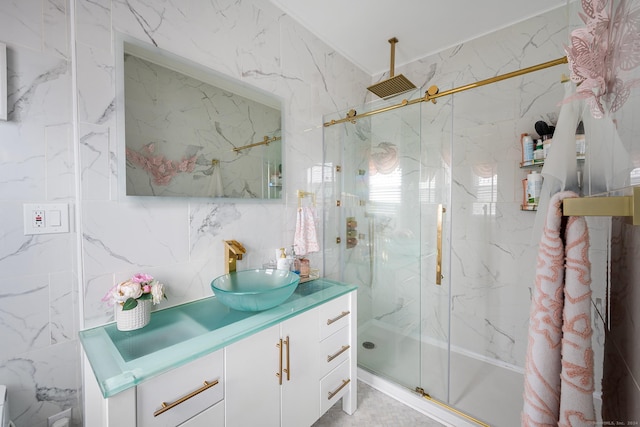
[224,240,246,273]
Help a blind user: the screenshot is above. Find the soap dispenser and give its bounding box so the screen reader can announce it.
[276,248,289,270]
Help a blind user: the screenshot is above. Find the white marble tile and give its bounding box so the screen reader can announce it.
[50,270,76,344]
[0,203,74,279]
[76,42,114,125]
[79,123,112,201]
[44,0,70,59]
[0,341,81,427]
[76,0,112,52]
[81,200,191,277]
[45,123,74,201]
[0,0,42,51]
[0,274,51,360]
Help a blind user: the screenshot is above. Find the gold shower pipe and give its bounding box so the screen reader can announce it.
[233,135,281,153]
[323,56,569,127]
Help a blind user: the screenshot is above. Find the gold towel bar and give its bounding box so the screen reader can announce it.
[233,135,281,153]
[563,187,640,225]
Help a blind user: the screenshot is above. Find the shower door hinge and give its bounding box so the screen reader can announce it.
[336,200,341,207]
[336,237,341,244]
[336,165,342,173]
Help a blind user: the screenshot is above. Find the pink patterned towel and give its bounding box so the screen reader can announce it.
[522,191,595,427]
[294,206,319,255]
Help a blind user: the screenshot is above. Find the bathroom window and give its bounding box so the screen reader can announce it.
[630,167,640,186]
[368,167,402,216]
[472,168,497,216]
[419,173,438,204]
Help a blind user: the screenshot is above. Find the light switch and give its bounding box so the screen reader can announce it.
[49,210,61,227]
[24,203,70,235]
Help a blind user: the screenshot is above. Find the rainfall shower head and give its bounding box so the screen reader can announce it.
[367,37,417,99]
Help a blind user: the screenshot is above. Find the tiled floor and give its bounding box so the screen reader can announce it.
[312,381,444,427]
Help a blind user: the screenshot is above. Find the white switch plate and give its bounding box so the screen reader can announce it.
[23,203,70,235]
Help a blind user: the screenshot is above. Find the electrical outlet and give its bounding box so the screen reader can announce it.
[47,408,71,427]
[23,203,70,235]
[33,210,45,228]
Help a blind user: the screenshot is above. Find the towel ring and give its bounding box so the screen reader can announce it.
[297,190,316,209]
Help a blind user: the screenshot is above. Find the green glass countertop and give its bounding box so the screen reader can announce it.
[79,278,357,398]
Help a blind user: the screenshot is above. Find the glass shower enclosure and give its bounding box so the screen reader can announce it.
[322,89,453,405]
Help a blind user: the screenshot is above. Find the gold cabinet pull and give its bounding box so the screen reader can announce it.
[276,338,283,385]
[327,311,350,325]
[327,378,350,400]
[153,379,219,417]
[327,345,350,363]
[283,336,290,381]
[435,204,446,285]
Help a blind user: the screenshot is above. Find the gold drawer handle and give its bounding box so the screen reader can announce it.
[154,379,219,417]
[327,378,351,400]
[327,345,350,362]
[327,311,350,325]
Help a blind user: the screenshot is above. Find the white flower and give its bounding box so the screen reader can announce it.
[151,282,165,305]
[117,280,143,301]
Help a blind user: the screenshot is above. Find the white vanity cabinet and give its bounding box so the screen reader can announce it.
[225,292,356,427]
[225,307,320,427]
[81,280,357,427]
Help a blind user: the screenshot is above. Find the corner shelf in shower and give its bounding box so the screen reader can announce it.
[519,156,585,211]
[519,155,585,169]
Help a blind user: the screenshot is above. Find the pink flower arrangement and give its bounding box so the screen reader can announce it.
[102,273,167,311]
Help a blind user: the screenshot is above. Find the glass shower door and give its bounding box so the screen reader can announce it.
[323,93,450,399]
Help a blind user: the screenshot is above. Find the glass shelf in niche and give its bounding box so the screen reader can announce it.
[520,155,585,169]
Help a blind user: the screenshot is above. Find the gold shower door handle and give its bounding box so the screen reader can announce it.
[436,204,446,285]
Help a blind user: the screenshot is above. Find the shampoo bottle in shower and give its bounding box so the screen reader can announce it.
[527,171,543,205]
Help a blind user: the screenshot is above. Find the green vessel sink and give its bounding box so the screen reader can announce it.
[211,269,300,311]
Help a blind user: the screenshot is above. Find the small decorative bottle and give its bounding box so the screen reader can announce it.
[276,248,289,270]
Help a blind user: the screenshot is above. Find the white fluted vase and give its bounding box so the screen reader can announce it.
[115,299,151,331]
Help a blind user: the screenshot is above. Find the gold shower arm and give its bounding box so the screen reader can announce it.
[233,135,281,153]
[324,56,568,127]
[563,187,640,225]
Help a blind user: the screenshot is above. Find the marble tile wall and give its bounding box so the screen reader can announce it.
[0,0,370,426]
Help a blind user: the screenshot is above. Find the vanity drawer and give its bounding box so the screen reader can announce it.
[320,359,352,414]
[137,350,224,427]
[320,326,350,377]
[319,294,352,341]
[179,399,224,427]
